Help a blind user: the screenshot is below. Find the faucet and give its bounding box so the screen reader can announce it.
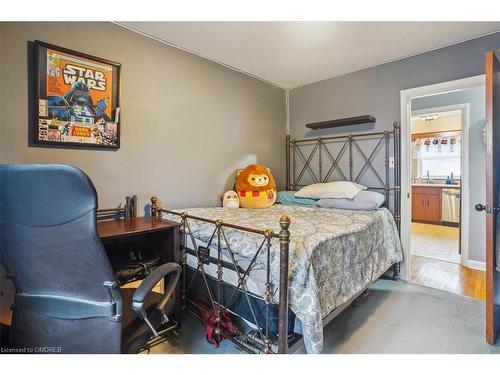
[426,170,430,184]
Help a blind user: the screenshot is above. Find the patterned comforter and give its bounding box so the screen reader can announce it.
[162,205,403,353]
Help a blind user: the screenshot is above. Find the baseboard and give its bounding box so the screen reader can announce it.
[467,260,486,271]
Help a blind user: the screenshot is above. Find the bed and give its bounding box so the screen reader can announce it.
[152,123,403,354]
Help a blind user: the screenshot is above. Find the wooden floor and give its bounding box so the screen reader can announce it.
[410,255,486,301]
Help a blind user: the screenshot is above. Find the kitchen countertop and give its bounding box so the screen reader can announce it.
[412,183,460,188]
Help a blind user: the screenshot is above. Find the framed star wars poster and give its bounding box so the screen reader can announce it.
[33,40,121,150]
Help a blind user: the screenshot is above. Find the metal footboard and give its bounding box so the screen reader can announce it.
[151,197,291,354]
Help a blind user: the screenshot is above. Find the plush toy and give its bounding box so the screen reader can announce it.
[222,190,240,208]
[235,164,276,209]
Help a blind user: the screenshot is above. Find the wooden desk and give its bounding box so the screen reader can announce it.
[97,216,181,323]
[98,216,179,239]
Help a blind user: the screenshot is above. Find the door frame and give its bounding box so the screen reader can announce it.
[400,75,485,281]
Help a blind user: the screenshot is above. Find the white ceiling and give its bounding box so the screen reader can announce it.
[118,22,500,89]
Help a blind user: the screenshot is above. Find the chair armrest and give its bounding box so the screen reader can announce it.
[131,262,181,333]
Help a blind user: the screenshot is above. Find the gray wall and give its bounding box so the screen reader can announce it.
[0,22,286,211]
[290,32,499,266]
[290,31,499,139]
[412,87,486,263]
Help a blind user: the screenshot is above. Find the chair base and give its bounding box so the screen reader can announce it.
[138,319,180,354]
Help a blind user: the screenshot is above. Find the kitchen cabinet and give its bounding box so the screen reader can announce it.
[412,186,442,224]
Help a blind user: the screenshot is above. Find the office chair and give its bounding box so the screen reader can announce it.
[0,164,180,353]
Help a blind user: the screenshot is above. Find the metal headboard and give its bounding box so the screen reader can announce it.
[286,122,401,232]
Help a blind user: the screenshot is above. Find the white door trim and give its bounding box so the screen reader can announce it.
[399,75,485,281]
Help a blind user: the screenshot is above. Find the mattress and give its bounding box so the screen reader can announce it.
[163,204,403,353]
[184,239,263,297]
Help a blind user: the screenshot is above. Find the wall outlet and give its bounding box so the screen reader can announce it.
[389,157,395,168]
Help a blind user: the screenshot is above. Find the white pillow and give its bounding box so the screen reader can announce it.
[295,181,367,200]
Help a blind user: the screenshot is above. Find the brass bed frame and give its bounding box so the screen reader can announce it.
[151,122,401,354]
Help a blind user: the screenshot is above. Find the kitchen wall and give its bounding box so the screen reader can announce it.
[410,114,462,180]
[411,115,462,134]
[0,22,286,211]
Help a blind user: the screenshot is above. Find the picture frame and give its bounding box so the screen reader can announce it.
[32,40,121,150]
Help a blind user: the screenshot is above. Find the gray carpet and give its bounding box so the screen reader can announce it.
[150,280,500,354]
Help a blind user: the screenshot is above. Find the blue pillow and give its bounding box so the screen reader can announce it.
[316,190,385,211]
[277,191,317,207]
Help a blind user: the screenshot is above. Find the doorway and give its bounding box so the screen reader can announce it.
[410,106,463,266]
[400,76,486,300]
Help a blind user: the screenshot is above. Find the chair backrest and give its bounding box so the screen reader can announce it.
[0,164,122,353]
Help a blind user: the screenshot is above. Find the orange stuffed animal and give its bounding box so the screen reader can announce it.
[235,164,276,209]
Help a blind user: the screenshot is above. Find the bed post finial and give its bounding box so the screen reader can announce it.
[278,215,291,354]
[151,196,160,218]
[279,215,291,231]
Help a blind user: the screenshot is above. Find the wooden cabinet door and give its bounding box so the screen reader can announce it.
[412,193,427,222]
[412,191,442,224]
[426,194,442,224]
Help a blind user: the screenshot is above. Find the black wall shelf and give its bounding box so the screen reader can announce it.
[306,115,376,130]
